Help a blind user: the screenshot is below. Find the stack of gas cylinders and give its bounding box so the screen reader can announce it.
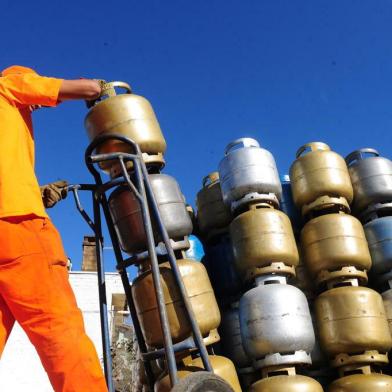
[197,138,321,391]
[292,143,392,391]
[84,82,241,391]
[196,139,392,391]
[84,81,392,391]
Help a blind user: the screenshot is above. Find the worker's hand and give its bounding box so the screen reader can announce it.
[40,180,69,208]
[85,79,106,108]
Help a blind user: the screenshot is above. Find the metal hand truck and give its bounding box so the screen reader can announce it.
[69,135,214,391]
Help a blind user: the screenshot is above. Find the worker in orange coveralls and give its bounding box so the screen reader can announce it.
[0,65,109,392]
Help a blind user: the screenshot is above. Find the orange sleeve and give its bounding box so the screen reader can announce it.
[0,73,63,108]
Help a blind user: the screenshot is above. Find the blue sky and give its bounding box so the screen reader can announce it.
[2,0,392,271]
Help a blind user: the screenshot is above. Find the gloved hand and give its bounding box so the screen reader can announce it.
[85,79,106,108]
[40,180,69,208]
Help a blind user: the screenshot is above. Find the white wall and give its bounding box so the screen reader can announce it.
[0,271,124,392]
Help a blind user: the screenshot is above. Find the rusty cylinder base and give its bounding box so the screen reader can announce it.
[331,350,389,368]
[302,195,350,217]
[109,152,165,178]
[231,192,280,214]
[317,265,368,286]
[253,350,312,370]
[248,262,296,282]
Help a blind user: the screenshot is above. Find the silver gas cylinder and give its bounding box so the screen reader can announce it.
[109,174,192,254]
[364,216,392,277]
[239,275,315,369]
[220,302,252,370]
[218,138,282,210]
[346,148,392,213]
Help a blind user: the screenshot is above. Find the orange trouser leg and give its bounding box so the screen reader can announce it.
[0,294,15,357]
[0,217,108,392]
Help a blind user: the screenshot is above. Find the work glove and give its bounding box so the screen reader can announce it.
[40,180,69,208]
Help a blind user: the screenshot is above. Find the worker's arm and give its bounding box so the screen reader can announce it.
[0,73,102,107]
[58,79,101,101]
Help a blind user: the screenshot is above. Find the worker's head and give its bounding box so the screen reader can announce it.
[0,65,37,77]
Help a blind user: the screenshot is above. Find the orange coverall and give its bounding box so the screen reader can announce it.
[0,66,108,392]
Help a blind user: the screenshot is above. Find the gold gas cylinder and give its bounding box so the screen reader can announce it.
[230,205,299,282]
[315,285,392,367]
[249,367,323,392]
[196,172,232,241]
[154,355,242,392]
[132,258,221,348]
[382,289,392,336]
[84,81,167,174]
[301,213,371,285]
[289,142,353,216]
[329,374,392,392]
[329,365,392,392]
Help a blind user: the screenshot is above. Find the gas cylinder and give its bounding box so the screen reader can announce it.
[329,374,392,392]
[154,355,242,392]
[196,172,232,241]
[329,365,392,392]
[84,81,167,173]
[346,148,392,213]
[364,216,392,277]
[289,142,353,216]
[220,302,252,370]
[184,235,205,261]
[382,289,392,335]
[315,285,392,366]
[301,213,371,285]
[132,258,221,348]
[372,269,392,292]
[250,375,323,392]
[280,174,302,235]
[109,174,192,254]
[203,234,242,301]
[230,205,299,281]
[218,138,282,210]
[239,276,315,368]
